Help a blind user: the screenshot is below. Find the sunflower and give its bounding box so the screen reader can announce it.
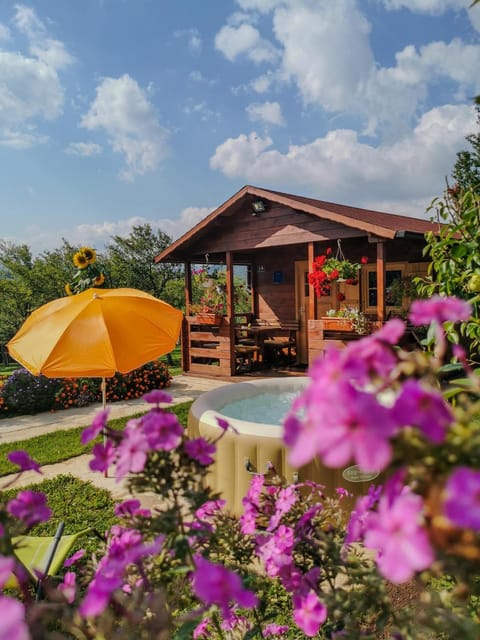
[73,251,88,269]
[65,283,73,296]
[93,273,105,286]
[79,246,96,264]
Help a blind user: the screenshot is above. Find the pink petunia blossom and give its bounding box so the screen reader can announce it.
[81,408,110,444]
[363,488,434,583]
[64,549,85,567]
[409,295,472,326]
[345,484,382,544]
[268,486,298,531]
[0,596,30,640]
[115,423,150,481]
[89,440,116,473]
[286,381,396,472]
[192,555,258,620]
[444,466,480,531]
[142,389,172,405]
[292,590,327,637]
[7,450,41,474]
[7,490,51,528]
[58,571,76,603]
[141,410,183,451]
[0,555,16,588]
[193,618,211,639]
[114,499,151,518]
[264,622,290,637]
[393,379,453,443]
[184,438,216,465]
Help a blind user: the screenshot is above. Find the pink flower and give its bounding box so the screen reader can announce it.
[264,623,290,637]
[7,450,41,474]
[89,440,116,473]
[58,571,76,603]
[114,499,151,518]
[268,486,298,531]
[64,549,85,567]
[7,490,51,528]
[184,438,216,465]
[345,484,382,544]
[81,408,110,444]
[142,389,172,405]
[292,590,327,637]
[193,618,211,639]
[444,467,480,531]
[0,555,16,588]
[115,423,150,481]
[0,596,30,640]
[192,555,258,620]
[287,382,396,472]
[256,526,294,578]
[393,380,453,443]
[363,488,433,583]
[409,296,472,326]
[141,410,183,451]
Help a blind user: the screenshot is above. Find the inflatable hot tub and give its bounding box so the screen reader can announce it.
[188,377,377,515]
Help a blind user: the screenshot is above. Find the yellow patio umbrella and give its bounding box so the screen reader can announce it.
[6,287,184,408]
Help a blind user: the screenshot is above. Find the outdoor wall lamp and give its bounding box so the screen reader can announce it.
[251,200,266,216]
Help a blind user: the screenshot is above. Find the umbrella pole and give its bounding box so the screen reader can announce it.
[102,377,108,478]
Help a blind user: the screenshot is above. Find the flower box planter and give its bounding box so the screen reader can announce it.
[194,313,223,326]
[321,317,354,332]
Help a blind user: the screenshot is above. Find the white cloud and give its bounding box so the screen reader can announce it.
[220,0,480,133]
[210,104,477,215]
[236,0,285,12]
[0,126,48,149]
[246,101,284,125]
[251,73,273,93]
[12,4,73,69]
[65,142,102,156]
[81,74,169,181]
[215,23,279,64]
[16,207,215,255]
[0,22,11,41]
[174,28,202,53]
[381,0,466,14]
[0,5,71,148]
[189,70,216,85]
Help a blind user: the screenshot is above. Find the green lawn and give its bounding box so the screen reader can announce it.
[0,401,193,477]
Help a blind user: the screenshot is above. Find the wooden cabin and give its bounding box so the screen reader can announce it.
[155,185,439,377]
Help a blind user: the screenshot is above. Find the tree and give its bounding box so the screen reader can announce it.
[452,105,480,191]
[105,224,184,302]
[0,240,75,345]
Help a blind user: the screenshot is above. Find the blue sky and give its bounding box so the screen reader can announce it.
[0,0,479,255]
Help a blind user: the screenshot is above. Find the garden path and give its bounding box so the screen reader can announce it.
[0,374,232,509]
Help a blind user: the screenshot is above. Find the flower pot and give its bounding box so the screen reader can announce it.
[321,317,353,332]
[195,313,223,326]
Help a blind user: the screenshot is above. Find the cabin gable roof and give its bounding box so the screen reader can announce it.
[155,185,439,263]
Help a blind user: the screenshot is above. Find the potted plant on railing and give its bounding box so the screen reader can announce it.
[323,307,372,335]
[308,243,368,297]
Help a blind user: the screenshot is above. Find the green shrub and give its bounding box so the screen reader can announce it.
[0,368,61,416]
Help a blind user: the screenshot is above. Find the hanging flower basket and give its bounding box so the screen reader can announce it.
[308,241,367,297]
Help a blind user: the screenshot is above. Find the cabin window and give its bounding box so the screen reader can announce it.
[363,263,405,312]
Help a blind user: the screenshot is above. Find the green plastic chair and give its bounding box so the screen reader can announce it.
[5,522,93,599]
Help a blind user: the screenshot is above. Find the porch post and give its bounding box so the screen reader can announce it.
[376,241,386,324]
[226,251,236,375]
[308,242,316,320]
[183,261,192,372]
[184,261,192,316]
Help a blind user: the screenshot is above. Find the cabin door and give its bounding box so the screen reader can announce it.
[294,260,309,364]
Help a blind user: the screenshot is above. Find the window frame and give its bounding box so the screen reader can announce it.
[362,262,407,314]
